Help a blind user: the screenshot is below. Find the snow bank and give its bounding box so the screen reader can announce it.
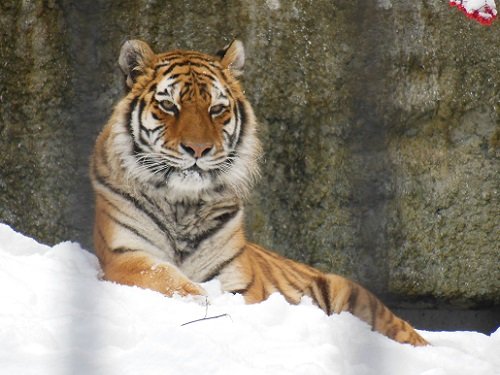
[0,223,498,375]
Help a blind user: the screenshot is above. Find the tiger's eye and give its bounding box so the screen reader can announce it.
[159,100,178,115]
[209,104,227,117]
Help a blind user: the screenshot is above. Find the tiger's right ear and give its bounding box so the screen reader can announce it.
[118,40,155,89]
[217,40,245,77]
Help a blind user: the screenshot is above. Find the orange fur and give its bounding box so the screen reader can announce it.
[91,39,428,347]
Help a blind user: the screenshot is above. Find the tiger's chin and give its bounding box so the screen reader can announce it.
[165,168,219,199]
[171,168,210,186]
[164,165,251,202]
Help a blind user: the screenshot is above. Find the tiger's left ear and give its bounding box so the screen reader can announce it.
[217,40,245,77]
[118,40,155,89]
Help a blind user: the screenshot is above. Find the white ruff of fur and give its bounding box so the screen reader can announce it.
[110,98,261,202]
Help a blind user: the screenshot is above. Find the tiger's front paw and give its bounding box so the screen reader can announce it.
[172,282,209,305]
[171,281,207,298]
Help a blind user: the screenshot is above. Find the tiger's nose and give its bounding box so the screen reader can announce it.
[180,142,213,158]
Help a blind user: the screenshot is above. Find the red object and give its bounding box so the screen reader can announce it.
[450,0,498,25]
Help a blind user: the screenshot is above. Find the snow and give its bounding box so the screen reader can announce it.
[0,223,498,375]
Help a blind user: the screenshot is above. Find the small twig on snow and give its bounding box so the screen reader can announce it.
[180,296,232,326]
[181,313,231,327]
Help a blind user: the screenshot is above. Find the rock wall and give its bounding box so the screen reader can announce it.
[0,0,498,310]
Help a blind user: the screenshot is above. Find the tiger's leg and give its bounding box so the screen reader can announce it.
[92,195,205,297]
[94,232,205,297]
[312,274,428,346]
[101,250,206,297]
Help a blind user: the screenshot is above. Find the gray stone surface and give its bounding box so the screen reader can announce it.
[0,1,498,311]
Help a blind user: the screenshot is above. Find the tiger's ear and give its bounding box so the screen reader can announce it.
[118,40,155,89]
[217,40,245,77]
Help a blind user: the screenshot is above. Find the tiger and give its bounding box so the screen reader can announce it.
[90,39,428,346]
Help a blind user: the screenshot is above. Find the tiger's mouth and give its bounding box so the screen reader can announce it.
[186,164,203,172]
[180,164,205,178]
[172,161,217,182]
[180,151,235,176]
[135,150,234,188]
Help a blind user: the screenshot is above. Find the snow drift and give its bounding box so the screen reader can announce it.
[0,223,498,375]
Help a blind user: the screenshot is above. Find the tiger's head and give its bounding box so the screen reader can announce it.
[111,39,261,201]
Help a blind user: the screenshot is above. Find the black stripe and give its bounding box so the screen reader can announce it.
[181,207,240,252]
[179,83,191,98]
[162,62,184,76]
[159,60,218,78]
[187,58,219,72]
[166,73,182,81]
[161,77,183,91]
[316,277,332,315]
[129,98,150,153]
[197,72,217,84]
[369,294,380,330]
[235,100,247,147]
[157,52,214,65]
[139,133,151,146]
[135,98,155,152]
[222,130,232,146]
[148,83,157,93]
[347,284,359,313]
[191,63,218,78]
[139,97,147,111]
[92,163,177,249]
[133,141,143,156]
[97,229,141,262]
[179,83,193,101]
[154,62,171,70]
[181,52,218,61]
[139,122,164,144]
[137,97,147,127]
[126,97,139,134]
[139,191,164,212]
[125,97,148,156]
[201,246,246,282]
[112,247,137,254]
[103,211,157,248]
[149,124,164,133]
[198,83,209,98]
[97,192,133,219]
[260,280,267,300]
[97,228,137,254]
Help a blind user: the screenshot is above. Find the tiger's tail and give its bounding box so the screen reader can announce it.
[231,244,428,346]
[316,274,428,346]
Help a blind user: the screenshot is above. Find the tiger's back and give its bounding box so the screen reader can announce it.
[90,39,428,346]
